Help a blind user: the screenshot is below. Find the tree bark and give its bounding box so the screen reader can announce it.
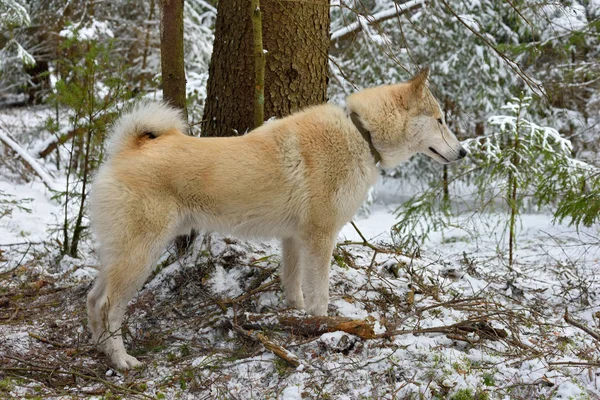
[160,0,187,120]
[261,0,330,118]
[201,0,254,136]
[201,0,330,137]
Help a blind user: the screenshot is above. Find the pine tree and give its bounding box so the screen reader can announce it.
[201,0,330,137]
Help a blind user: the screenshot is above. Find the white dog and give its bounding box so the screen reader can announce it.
[87,68,466,369]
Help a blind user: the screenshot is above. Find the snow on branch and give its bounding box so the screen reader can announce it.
[0,130,59,192]
[330,0,427,42]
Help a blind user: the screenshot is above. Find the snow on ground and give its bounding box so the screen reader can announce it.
[1,106,600,399]
[0,179,59,245]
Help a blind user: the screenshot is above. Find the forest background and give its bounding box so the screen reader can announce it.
[1,0,600,398]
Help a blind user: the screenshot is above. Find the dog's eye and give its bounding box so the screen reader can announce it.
[437,118,443,125]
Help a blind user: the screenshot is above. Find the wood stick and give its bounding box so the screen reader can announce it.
[256,333,300,368]
[243,314,376,339]
[564,308,600,342]
[232,324,301,368]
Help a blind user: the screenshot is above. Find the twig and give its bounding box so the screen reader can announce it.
[548,361,600,367]
[0,242,32,279]
[0,241,43,247]
[256,333,300,368]
[341,221,398,254]
[415,297,486,315]
[564,308,600,341]
[222,278,279,306]
[330,0,427,42]
[7,306,19,322]
[28,332,69,348]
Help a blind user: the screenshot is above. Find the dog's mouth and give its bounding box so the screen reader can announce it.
[428,147,450,163]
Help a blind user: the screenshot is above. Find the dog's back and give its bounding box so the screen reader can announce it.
[93,103,378,240]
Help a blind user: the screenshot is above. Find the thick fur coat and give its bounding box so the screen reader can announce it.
[87,69,466,369]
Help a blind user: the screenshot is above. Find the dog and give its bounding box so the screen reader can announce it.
[87,68,467,369]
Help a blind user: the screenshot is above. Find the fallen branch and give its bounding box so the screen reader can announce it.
[376,320,507,340]
[564,308,600,342]
[0,130,59,192]
[35,128,83,158]
[243,314,376,339]
[232,324,301,368]
[331,0,427,42]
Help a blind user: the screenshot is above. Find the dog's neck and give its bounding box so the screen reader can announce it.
[349,112,381,165]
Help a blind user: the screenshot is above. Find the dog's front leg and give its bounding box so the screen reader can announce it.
[300,232,335,316]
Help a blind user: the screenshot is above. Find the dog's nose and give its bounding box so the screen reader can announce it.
[458,148,467,158]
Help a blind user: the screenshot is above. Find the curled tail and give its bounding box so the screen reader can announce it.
[106,101,188,157]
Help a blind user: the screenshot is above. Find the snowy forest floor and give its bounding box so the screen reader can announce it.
[1,107,600,399]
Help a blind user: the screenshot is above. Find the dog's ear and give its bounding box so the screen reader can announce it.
[409,66,430,97]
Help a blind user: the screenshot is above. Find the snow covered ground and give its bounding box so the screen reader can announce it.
[1,106,600,399]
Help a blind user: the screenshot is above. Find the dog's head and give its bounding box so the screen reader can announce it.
[346,68,466,169]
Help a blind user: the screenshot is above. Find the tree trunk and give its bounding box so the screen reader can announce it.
[160,0,187,120]
[161,0,195,254]
[261,0,330,118]
[201,0,330,137]
[201,0,254,137]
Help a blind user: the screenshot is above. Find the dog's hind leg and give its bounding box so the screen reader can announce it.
[281,237,304,310]
[88,198,175,370]
[300,230,336,316]
[90,235,167,370]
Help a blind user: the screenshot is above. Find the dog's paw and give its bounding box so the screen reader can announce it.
[285,291,305,310]
[305,302,328,316]
[111,353,143,370]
